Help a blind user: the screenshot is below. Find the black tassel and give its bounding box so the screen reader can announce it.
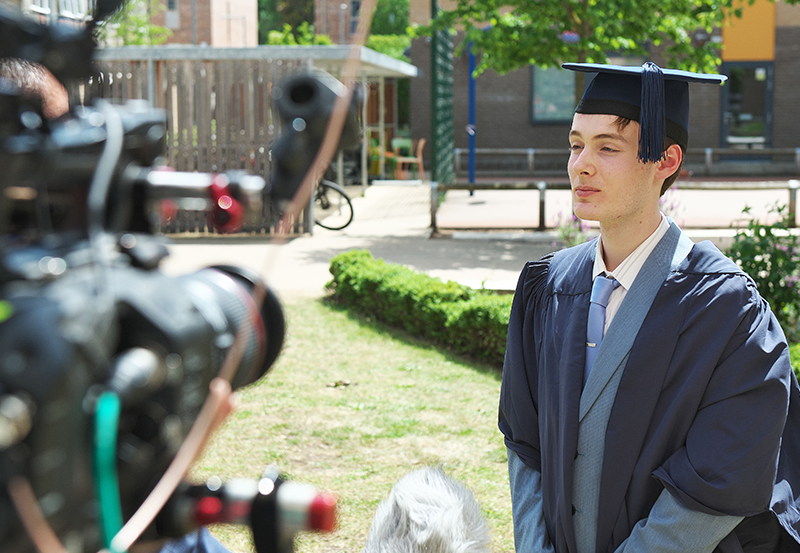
[639,62,666,163]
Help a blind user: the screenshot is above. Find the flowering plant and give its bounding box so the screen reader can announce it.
[556,212,590,248]
[726,202,800,341]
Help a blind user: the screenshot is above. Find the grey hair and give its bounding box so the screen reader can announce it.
[363,467,492,553]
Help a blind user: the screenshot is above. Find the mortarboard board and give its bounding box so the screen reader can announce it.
[562,62,727,163]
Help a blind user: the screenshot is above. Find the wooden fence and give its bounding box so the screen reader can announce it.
[75,47,317,235]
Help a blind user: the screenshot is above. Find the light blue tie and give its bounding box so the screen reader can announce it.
[584,275,621,386]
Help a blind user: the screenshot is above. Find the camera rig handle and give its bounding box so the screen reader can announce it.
[126,166,266,234]
[159,469,337,553]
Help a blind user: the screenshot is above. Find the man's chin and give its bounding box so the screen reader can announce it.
[572,207,599,223]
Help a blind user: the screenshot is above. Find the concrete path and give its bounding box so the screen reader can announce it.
[160,179,794,299]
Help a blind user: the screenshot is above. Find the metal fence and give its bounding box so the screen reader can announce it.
[75,47,316,235]
[453,147,800,179]
[430,6,454,186]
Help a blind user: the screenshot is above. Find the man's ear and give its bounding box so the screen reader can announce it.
[657,143,683,179]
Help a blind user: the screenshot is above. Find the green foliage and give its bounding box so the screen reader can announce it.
[415,0,768,76]
[275,0,313,32]
[258,0,313,44]
[726,203,800,341]
[366,34,411,62]
[266,22,332,45]
[371,0,410,35]
[791,343,800,381]
[327,250,513,367]
[257,0,281,44]
[96,0,171,45]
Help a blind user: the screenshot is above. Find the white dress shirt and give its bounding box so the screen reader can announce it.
[592,213,671,333]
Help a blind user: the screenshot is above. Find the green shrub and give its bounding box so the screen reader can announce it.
[327,250,513,367]
[791,343,800,381]
[726,203,800,341]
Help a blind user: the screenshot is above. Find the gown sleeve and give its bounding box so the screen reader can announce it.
[653,274,792,517]
[498,255,552,470]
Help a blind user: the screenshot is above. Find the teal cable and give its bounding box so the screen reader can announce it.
[94,391,126,552]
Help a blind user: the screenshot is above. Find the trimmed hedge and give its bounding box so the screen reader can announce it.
[327,249,513,368]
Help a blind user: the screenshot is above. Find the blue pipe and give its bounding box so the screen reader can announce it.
[468,42,476,191]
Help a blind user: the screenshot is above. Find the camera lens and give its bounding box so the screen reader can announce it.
[180,266,285,390]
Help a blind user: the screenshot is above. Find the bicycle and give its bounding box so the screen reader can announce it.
[314,179,354,230]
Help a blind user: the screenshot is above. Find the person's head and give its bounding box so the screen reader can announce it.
[610,115,685,195]
[0,58,69,119]
[363,467,491,553]
[567,111,682,226]
[563,62,726,225]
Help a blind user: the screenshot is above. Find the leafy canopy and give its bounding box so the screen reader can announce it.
[96,0,171,45]
[419,0,789,76]
[371,0,410,35]
[265,22,332,45]
[258,0,313,43]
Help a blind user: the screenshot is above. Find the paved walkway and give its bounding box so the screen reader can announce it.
[160,179,795,299]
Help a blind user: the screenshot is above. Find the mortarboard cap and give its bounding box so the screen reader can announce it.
[562,62,727,163]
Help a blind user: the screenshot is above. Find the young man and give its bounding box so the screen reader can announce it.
[498,62,800,552]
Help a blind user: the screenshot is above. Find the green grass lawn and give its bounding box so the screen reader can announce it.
[193,295,514,553]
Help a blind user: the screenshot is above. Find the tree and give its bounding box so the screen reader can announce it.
[420,0,786,79]
[258,0,282,43]
[265,22,332,44]
[96,0,171,45]
[258,0,313,44]
[371,0,409,35]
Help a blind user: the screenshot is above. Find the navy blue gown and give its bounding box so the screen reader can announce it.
[499,236,800,552]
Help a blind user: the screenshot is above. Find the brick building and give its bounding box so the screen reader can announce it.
[409,0,800,174]
[315,0,361,44]
[150,0,257,46]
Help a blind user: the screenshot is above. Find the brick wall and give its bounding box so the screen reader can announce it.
[314,0,353,43]
[773,26,800,148]
[153,0,257,46]
[410,34,571,157]
[411,35,730,166]
[209,0,257,46]
[152,0,212,44]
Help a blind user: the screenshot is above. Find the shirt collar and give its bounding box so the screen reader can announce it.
[592,213,670,290]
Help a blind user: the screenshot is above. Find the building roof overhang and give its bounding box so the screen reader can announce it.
[94,44,418,79]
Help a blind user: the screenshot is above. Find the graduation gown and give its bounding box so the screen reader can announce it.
[498,231,800,553]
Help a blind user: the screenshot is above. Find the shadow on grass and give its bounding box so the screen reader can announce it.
[317,295,503,382]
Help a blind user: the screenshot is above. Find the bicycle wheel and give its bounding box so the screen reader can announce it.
[314,180,354,230]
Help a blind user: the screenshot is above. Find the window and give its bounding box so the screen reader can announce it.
[531,65,576,124]
[165,0,179,28]
[350,0,360,34]
[28,0,50,15]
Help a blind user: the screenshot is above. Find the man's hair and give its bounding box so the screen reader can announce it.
[363,467,492,553]
[613,116,684,196]
[0,58,69,119]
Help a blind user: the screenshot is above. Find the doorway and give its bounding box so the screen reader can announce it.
[720,62,773,149]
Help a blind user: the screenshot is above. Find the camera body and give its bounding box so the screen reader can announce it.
[0,244,284,551]
[0,4,356,552]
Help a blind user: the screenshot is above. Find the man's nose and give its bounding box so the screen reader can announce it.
[569,149,595,176]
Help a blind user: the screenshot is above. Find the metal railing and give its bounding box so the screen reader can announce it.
[453,147,800,177]
[430,179,800,231]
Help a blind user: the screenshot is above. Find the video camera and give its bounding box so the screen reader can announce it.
[0,2,360,552]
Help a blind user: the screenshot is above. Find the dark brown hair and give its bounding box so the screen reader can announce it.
[613,116,684,196]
